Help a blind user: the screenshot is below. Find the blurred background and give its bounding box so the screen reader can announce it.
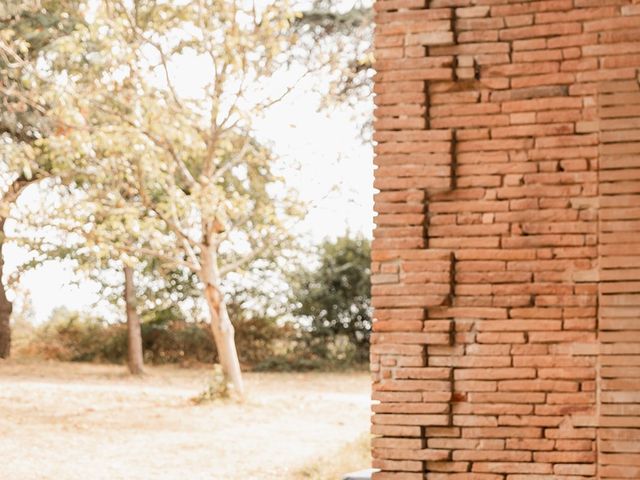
[0,0,376,478]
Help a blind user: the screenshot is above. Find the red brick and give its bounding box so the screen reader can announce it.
[371,4,640,478]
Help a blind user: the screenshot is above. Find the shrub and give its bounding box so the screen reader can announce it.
[190,364,231,404]
[141,319,216,365]
[18,306,369,372]
[288,235,372,364]
[19,307,290,368]
[22,308,122,362]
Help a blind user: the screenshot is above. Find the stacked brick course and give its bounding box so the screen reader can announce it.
[370,1,640,478]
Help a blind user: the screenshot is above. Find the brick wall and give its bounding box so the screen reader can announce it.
[370,1,640,479]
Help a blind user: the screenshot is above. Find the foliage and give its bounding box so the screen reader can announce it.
[8,287,37,352]
[32,0,305,276]
[0,0,95,359]
[288,235,372,363]
[0,0,100,212]
[141,317,215,365]
[190,364,231,404]
[137,263,202,321]
[17,300,371,372]
[294,1,373,102]
[20,307,126,362]
[2,1,375,378]
[293,0,374,136]
[19,304,287,367]
[4,0,314,390]
[0,0,88,182]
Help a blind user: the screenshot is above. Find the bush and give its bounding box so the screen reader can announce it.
[190,364,231,404]
[18,307,293,369]
[23,313,219,366]
[21,309,126,363]
[18,306,369,372]
[141,319,216,365]
[253,329,368,372]
[288,235,372,364]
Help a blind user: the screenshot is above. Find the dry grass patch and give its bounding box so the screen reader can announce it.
[292,433,371,480]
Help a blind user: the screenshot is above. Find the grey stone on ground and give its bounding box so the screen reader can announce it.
[342,468,374,480]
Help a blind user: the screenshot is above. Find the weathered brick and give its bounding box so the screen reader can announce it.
[371,3,639,477]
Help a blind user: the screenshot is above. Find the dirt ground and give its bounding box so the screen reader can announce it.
[0,361,371,480]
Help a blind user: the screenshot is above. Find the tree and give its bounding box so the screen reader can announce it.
[14,177,208,374]
[0,0,87,357]
[293,0,374,136]
[10,167,161,374]
[16,0,306,395]
[289,235,371,362]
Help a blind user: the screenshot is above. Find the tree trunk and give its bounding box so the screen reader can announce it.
[124,265,144,375]
[0,219,12,359]
[200,245,244,397]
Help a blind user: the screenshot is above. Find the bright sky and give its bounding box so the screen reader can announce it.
[6,83,374,323]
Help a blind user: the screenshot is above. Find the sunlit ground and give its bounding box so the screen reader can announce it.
[0,361,370,480]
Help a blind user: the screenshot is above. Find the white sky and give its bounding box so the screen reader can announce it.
[6,82,374,323]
